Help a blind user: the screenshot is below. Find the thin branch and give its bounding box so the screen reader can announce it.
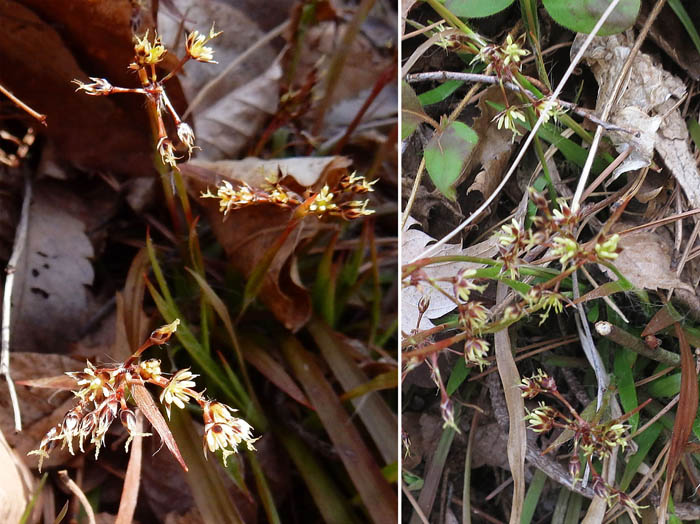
[58,470,96,524]
[405,71,636,134]
[0,84,47,125]
[1,174,31,432]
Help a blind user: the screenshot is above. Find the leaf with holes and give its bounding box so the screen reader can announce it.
[424,120,479,200]
[543,0,640,36]
[444,0,515,18]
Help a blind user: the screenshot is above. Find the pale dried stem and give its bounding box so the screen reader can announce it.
[402,30,461,78]
[1,175,30,432]
[403,483,430,524]
[403,20,446,41]
[401,156,426,229]
[409,0,624,263]
[58,470,96,524]
[0,84,47,124]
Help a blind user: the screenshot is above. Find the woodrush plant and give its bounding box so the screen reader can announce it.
[73,26,221,167]
[29,320,258,471]
[402,189,622,428]
[520,369,646,516]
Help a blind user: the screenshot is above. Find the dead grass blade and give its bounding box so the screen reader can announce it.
[131,382,187,472]
[115,411,144,524]
[658,323,698,521]
[494,282,526,524]
[281,335,398,523]
[307,316,397,465]
[237,342,312,410]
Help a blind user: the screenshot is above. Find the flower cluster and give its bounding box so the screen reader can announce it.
[493,106,526,141]
[472,34,529,79]
[519,370,644,516]
[497,189,622,278]
[29,319,257,471]
[201,171,376,221]
[452,269,491,368]
[73,25,221,168]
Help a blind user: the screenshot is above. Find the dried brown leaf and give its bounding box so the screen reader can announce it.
[494,283,525,524]
[182,157,350,331]
[0,353,81,457]
[402,216,498,331]
[115,412,144,524]
[600,228,694,293]
[10,186,94,354]
[659,324,698,521]
[576,32,700,207]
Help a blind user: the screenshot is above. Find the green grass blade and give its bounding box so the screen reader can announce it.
[668,0,700,57]
[521,469,547,524]
[275,429,361,524]
[281,334,398,523]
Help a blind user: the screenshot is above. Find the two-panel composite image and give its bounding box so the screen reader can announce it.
[0,0,699,522]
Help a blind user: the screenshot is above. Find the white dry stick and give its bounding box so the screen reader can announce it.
[408,0,624,263]
[1,175,30,432]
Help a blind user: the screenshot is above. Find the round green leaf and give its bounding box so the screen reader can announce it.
[543,0,640,36]
[444,0,515,18]
[424,121,479,200]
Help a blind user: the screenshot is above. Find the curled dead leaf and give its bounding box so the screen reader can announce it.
[576,32,700,207]
[158,0,281,160]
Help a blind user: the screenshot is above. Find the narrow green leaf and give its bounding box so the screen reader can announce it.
[521,469,547,524]
[418,80,463,106]
[647,372,681,398]
[614,348,639,432]
[424,120,479,200]
[281,335,398,523]
[668,0,700,58]
[542,0,640,36]
[275,429,361,524]
[312,233,337,325]
[687,117,700,151]
[308,317,397,464]
[619,421,662,490]
[446,358,470,395]
[20,473,47,524]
